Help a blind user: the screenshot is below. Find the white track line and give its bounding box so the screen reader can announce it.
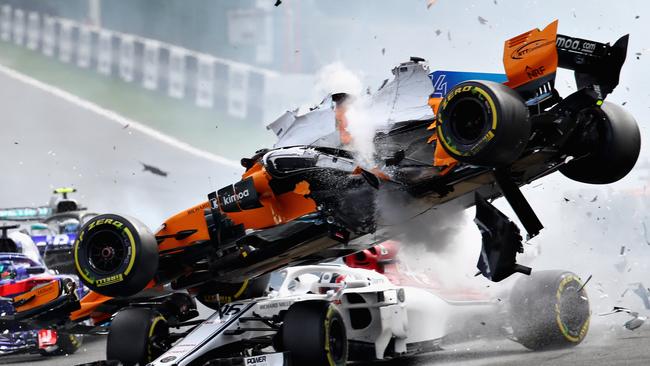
[0,62,241,168]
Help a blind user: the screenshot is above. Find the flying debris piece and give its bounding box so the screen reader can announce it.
[141,162,168,177]
[621,288,629,298]
[599,307,646,330]
[600,306,636,316]
[435,29,442,36]
[426,0,437,9]
[493,0,497,4]
[477,16,488,25]
[576,274,592,293]
[590,196,598,202]
[563,197,571,202]
[636,52,642,60]
[274,0,282,7]
[636,15,640,19]
[378,79,388,91]
[381,48,386,55]
[620,245,626,255]
[122,123,130,129]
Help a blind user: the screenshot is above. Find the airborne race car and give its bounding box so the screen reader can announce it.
[70,21,638,309]
[100,241,590,366]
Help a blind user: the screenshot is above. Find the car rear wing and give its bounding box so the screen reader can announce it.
[503,20,629,101]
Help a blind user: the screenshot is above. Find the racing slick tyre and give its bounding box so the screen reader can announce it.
[560,101,641,184]
[436,80,530,166]
[196,274,271,310]
[107,307,170,366]
[509,270,590,350]
[282,300,347,366]
[74,214,158,297]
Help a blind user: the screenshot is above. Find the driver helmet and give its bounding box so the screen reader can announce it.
[344,240,400,273]
[59,218,80,234]
[317,271,346,294]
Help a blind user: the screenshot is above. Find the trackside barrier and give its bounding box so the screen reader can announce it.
[0,5,274,122]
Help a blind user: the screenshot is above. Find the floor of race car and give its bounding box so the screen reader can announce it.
[0,324,646,366]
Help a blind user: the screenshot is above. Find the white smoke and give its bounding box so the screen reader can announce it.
[313,62,388,167]
[397,204,486,289]
[314,61,364,97]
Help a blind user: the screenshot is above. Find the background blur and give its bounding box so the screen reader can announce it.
[1,0,650,344]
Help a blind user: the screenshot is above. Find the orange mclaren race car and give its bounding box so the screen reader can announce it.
[69,21,637,308]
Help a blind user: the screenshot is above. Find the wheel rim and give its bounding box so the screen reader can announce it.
[558,280,590,336]
[448,97,489,144]
[328,317,345,362]
[87,230,126,274]
[147,316,169,362]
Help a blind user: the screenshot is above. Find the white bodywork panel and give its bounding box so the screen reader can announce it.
[267,60,435,149]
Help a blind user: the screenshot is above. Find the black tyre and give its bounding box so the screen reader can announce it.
[107,307,170,366]
[40,333,83,356]
[74,214,158,297]
[560,101,640,184]
[436,80,530,166]
[196,274,270,310]
[282,300,347,366]
[509,270,590,350]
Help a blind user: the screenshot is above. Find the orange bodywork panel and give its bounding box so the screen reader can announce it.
[13,279,61,313]
[69,290,112,321]
[426,97,458,174]
[157,162,317,252]
[503,20,559,89]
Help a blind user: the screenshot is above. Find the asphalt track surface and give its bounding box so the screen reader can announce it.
[0,64,242,228]
[0,68,648,365]
[0,323,648,365]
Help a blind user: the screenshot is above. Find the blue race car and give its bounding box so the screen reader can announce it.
[0,225,85,356]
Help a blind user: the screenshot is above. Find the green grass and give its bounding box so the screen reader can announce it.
[0,41,275,160]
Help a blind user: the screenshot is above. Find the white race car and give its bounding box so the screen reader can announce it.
[102,258,590,366]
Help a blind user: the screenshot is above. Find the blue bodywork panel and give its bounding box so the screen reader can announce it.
[31,233,77,253]
[428,70,508,98]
